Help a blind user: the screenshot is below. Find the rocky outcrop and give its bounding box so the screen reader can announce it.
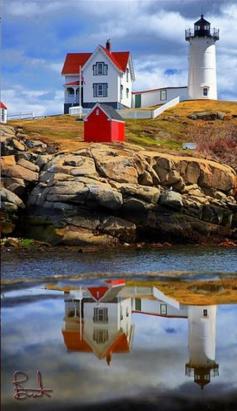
[188,111,227,121]
[0,124,52,234]
[1,124,237,246]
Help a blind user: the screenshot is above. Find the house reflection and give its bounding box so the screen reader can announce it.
[62,280,134,365]
[60,281,219,387]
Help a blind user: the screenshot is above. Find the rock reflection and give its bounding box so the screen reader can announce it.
[60,279,219,388]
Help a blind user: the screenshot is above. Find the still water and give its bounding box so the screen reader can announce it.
[2,277,237,411]
[2,246,237,281]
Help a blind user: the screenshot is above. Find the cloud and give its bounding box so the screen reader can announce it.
[2,86,64,116]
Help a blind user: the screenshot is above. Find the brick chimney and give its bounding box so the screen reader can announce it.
[106,39,111,52]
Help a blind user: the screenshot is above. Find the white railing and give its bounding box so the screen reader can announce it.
[151,96,180,118]
[69,106,91,117]
[7,112,35,120]
[119,109,153,120]
[118,96,180,120]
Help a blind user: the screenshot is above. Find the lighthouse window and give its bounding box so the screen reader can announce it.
[203,87,208,96]
[203,309,208,317]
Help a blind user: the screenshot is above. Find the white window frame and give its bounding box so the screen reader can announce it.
[93,62,108,76]
[160,89,167,101]
[93,83,108,97]
[93,307,108,323]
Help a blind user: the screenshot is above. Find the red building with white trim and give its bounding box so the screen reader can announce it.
[84,103,125,143]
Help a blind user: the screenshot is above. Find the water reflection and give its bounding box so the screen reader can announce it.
[60,279,219,389]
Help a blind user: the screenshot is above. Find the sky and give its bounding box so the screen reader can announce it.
[1,0,237,116]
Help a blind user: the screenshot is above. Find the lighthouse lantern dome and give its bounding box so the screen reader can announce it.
[194,15,211,37]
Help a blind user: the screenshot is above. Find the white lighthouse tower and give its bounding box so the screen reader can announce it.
[185,15,219,100]
[185,306,219,389]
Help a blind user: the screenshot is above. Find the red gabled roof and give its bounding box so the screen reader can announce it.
[101,47,130,72]
[61,53,92,75]
[88,279,125,302]
[0,102,7,109]
[62,48,130,75]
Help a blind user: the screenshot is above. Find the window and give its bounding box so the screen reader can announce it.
[120,85,123,100]
[126,306,129,317]
[120,306,123,321]
[93,329,109,344]
[93,307,108,323]
[203,309,208,317]
[160,89,167,101]
[126,88,129,99]
[203,87,208,96]
[96,108,100,116]
[135,298,141,311]
[126,68,129,82]
[160,304,167,315]
[93,83,108,97]
[93,62,108,76]
[67,88,74,95]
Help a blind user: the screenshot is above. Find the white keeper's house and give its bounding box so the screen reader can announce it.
[62,40,135,114]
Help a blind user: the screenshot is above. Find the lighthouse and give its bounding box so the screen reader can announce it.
[185,15,219,100]
[185,306,219,389]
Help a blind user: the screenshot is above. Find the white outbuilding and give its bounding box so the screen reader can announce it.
[0,102,7,123]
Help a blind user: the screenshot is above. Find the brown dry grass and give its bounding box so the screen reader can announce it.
[127,278,237,305]
[10,100,237,164]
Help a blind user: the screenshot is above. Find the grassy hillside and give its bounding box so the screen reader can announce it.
[10,100,237,169]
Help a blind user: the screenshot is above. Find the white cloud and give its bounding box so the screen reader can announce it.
[2,86,64,116]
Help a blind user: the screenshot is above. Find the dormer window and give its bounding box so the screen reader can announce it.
[93,62,108,76]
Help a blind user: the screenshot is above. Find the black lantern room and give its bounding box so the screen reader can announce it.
[194,15,211,37]
[185,15,219,41]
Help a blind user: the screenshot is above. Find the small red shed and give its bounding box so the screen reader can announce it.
[84,103,125,143]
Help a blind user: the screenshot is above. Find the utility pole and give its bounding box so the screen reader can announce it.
[78,65,82,119]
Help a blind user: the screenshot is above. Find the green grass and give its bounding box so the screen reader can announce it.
[20,238,34,248]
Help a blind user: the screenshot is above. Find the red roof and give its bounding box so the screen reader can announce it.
[62,48,130,75]
[0,102,7,109]
[61,53,92,75]
[88,279,125,302]
[101,47,130,72]
[64,81,82,86]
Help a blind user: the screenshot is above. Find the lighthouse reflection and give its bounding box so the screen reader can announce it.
[61,281,219,388]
